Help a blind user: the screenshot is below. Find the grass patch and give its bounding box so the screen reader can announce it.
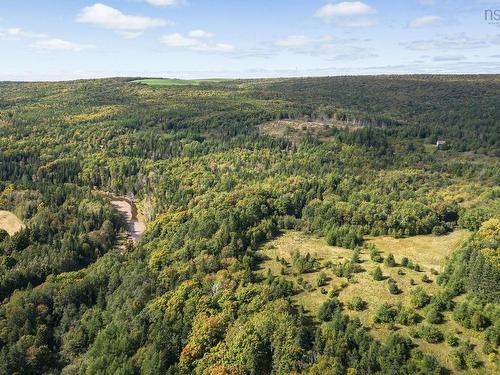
[0,210,24,235]
[368,230,471,272]
[130,78,229,86]
[257,230,492,373]
[258,119,362,143]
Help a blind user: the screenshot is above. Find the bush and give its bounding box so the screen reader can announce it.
[372,266,384,281]
[426,307,443,324]
[418,324,444,343]
[0,228,8,242]
[432,225,447,236]
[292,250,319,274]
[449,342,483,370]
[397,306,421,326]
[351,249,360,264]
[410,287,431,309]
[421,274,432,283]
[446,335,459,347]
[401,257,409,267]
[465,351,481,369]
[388,279,400,295]
[318,298,342,321]
[369,246,383,263]
[316,271,327,287]
[471,311,489,331]
[347,296,367,311]
[374,303,398,323]
[384,253,396,267]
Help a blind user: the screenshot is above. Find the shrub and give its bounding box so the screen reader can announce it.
[446,335,459,347]
[347,296,367,311]
[410,287,431,309]
[401,257,409,267]
[374,303,398,324]
[465,351,481,369]
[421,274,432,283]
[449,342,483,370]
[318,298,342,321]
[388,279,400,295]
[432,225,447,236]
[426,307,443,324]
[292,250,319,274]
[471,311,489,331]
[369,246,383,263]
[449,349,466,370]
[418,324,444,343]
[397,306,421,326]
[316,271,327,287]
[372,266,384,281]
[351,249,360,264]
[384,253,396,267]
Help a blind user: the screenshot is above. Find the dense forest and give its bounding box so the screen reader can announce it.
[0,76,499,374]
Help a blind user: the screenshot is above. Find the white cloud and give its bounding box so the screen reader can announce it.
[403,33,500,50]
[146,0,185,6]
[194,43,234,52]
[188,29,214,38]
[76,3,171,30]
[432,55,465,62]
[315,2,377,27]
[315,2,376,20]
[410,15,443,28]
[270,34,376,61]
[31,38,93,52]
[274,35,334,47]
[160,32,233,52]
[161,33,199,47]
[0,27,46,39]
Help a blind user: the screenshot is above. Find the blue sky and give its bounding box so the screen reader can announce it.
[1,0,499,80]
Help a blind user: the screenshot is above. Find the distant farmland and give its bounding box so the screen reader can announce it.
[130,78,229,86]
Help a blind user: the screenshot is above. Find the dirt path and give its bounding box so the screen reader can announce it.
[109,196,146,243]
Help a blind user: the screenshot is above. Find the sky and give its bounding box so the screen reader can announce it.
[0,0,499,80]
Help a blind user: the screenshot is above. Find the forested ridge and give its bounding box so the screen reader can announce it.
[0,76,499,374]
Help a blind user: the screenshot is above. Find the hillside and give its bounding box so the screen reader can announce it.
[0,76,499,374]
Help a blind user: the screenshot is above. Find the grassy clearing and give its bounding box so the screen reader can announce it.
[130,78,229,86]
[0,210,24,235]
[257,230,492,373]
[369,230,471,272]
[258,119,362,143]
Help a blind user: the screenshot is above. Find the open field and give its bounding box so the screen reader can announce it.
[257,230,492,373]
[0,210,24,235]
[369,230,471,272]
[258,119,363,143]
[130,78,229,86]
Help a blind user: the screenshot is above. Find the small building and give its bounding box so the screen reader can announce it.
[436,140,446,149]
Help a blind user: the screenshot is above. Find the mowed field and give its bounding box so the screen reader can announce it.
[0,210,24,235]
[256,229,495,373]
